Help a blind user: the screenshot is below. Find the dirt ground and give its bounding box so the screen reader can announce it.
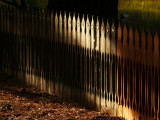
[0,74,124,120]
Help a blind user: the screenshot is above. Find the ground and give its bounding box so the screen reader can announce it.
[0,74,124,120]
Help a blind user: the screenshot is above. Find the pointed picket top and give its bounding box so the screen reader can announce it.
[55,11,58,23]
[153,29,159,67]
[64,11,67,23]
[129,25,134,47]
[101,18,105,34]
[91,16,94,30]
[141,28,146,53]
[140,28,147,65]
[55,11,58,42]
[111,22,116,55]
[100,18,105,53]
[72,13,76,45]
[68,13,72,28]
[42,9,45,22]
[68,12,72,25]
[68,12,72,45]
[59,11,63,42]
[123,24,128,46]
[68,12,72,26]
[81,14,85,48]
[106,20,110,54]
[59,11,62,25]
[154,29,159,54]
[117,22,123,58]
[123,23,129,60]
[118,22,122,42]
[86,15,90,31]
[50,10,53,21]
[77,14,80,31]
[147,30,153,66]
[12,7,16,35]
[63,12,67,44]
[106,20,110,36]
[91,16,95,51]
[147,31,153,52]
[72,13,76,28]
[77,14,81,46]
[50,10,54,41]
[81,14,85,30]
[86,15,90,49]
[16,8,20,36]
[135,26,140,50]
[111,22,115,41]
[38,9,43,40]
[96,16,100,51]
[39,8,43,21]
[134,26,141,62]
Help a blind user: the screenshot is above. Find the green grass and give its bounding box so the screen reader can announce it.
[118,0,160,32]
[119,0,160,13]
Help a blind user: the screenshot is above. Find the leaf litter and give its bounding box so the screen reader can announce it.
[0,74,124,120]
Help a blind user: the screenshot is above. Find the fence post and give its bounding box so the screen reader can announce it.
[17,8,20,77]
[105,20,110,109]
[23,9,27,79]
[134,27,140,116]
[6,6,9,74]
[111,21,116,115]
[31,9,35,86]
[100,19,105,112]
[58,11,63,96]
[87,14,92,108]
[15,8,19,78]
[0,6,3,72]
[49,10,54,94]
[63,11,67,98]
[25,9,29,85]
[140,28,147,117]
[71,13,76,101]
[9,6,13,75]
[54,12,58,89]
[90,16,95,109]
[19,7,23,78]
[95,16,100,111]
[122,24,128,119]
[153,30,159,119]
[117,22,123,116]
[35,9,39,88]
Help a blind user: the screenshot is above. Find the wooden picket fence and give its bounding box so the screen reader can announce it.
[0,5,159,120]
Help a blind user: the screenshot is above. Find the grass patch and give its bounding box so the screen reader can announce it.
[118,0,160,32]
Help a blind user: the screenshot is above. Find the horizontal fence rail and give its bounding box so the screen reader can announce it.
[0,5,159,120]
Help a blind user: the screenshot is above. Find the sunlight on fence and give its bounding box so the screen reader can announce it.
[0,5,159,120]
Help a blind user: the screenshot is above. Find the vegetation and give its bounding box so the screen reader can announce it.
[0,0,48,8]
[118,0,160,32]
[25,0,48,8]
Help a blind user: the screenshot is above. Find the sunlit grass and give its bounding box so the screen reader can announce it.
[119,0,160,13]
[119,0,160,32]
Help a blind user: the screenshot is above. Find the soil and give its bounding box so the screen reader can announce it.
[0,74,124,120]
